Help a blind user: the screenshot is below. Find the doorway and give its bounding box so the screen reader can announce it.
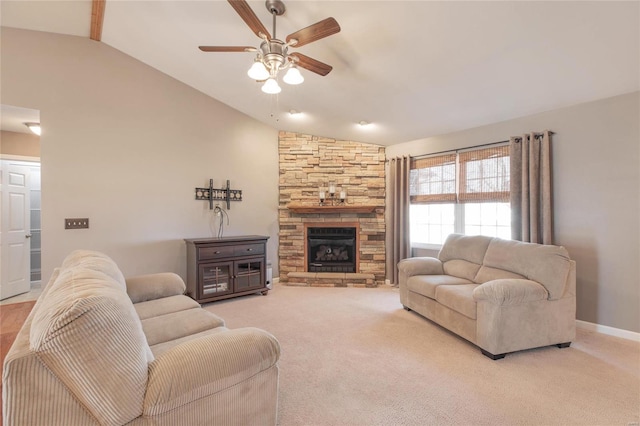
[0,104,41,300]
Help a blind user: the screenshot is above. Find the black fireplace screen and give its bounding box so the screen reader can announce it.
[307,227,356,273]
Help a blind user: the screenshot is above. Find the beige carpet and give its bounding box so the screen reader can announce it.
[205,284,640,426]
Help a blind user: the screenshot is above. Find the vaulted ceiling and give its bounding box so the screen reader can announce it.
[2,1,638,145]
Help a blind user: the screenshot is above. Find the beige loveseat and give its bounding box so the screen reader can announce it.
[3,250,280,425]
[398,234,576,359]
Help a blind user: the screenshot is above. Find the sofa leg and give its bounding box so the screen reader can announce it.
[481,349,506,360]
[556,342,571,349]
[403,305,411,311]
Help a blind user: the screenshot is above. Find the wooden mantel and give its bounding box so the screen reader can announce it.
[286,203,377,214]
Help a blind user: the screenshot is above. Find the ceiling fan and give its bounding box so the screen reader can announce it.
[199,0,341,94]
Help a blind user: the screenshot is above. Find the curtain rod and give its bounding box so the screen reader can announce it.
[410,140,507,160]
[407,131,554,161]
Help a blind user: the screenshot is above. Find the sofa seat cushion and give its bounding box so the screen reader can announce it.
[150,326,229,357]
[135,295,201,320]
[142,309,225,346]
[435,284,479,319]
[407,275,473,299]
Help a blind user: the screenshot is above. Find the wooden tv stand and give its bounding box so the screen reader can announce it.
[185,235,269,303]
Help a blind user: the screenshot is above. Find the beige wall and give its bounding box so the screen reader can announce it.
[1,130,40,157]
[2,28,280,281]
[386,92,640,333]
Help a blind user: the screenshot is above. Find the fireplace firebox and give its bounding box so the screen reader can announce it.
[307,227,356,273]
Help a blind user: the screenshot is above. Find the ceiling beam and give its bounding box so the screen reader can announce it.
[90,0,106,41]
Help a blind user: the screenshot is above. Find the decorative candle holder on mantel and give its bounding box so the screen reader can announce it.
[319,182,346,206]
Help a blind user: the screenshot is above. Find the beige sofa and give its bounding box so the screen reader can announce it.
[3,250,280,425]
[398,234,576,359]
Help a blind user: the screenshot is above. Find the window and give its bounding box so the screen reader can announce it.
[410,145,511,246]
[464,202,511,240]
[410,203,455,245]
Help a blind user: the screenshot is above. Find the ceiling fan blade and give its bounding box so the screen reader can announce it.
[286,17,340,48]
[290,53,333,76]
[199,46,257,52]
[227,0,271,40]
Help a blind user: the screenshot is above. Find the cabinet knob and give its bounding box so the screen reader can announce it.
[247,248,253,251]
[214,251,221,254]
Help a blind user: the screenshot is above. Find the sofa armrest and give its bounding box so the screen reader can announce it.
[126,273,186,303]
[143,327,280,416]
[397,257,444,277]
[473,279,548,306]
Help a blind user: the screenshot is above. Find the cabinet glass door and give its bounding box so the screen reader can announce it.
[199,262,233,299]
[235,258,264,291]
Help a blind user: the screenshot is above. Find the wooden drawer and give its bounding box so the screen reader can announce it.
[198,245,236,261]
[234,244,264,257]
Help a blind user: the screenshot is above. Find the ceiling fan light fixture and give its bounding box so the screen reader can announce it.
[262,77,282,94]
[283,65,304,85]
[248,60,270,80]
[24,122,41,136]
[199,0,340,94]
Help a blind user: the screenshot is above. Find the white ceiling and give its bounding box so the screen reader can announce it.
[2,1,638,146]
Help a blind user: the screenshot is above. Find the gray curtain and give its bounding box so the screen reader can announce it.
[509,130,553,244]
[387,156,411,285]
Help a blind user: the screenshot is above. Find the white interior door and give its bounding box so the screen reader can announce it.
[0,160,31,300]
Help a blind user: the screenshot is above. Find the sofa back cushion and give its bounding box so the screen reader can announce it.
[61,249,127,289]
[442,259,481,282]
[438,234,492,280]
[29,256,151,425]
[438,234,493,264]
[482,238,572,300]
[474,265,526,283]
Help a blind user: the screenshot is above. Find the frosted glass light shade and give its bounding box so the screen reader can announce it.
[261,78,281,94]
[24,123,41,135]
[248,61,269,80]
[283,66,304,85]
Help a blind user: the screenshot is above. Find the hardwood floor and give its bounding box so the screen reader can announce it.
[0,300,36,423]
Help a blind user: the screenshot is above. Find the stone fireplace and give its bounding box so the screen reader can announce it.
[306,223,357,273]
[278,131,386,287]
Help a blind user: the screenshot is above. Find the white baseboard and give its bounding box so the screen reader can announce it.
[385,279,391,286]
[273,277,280,284]
[576,320,640,342]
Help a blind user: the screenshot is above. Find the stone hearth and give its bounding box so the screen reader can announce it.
[278,131,386,287]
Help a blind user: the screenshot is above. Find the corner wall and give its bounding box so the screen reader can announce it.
[386,92,640,333]
[2,28,280,281]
